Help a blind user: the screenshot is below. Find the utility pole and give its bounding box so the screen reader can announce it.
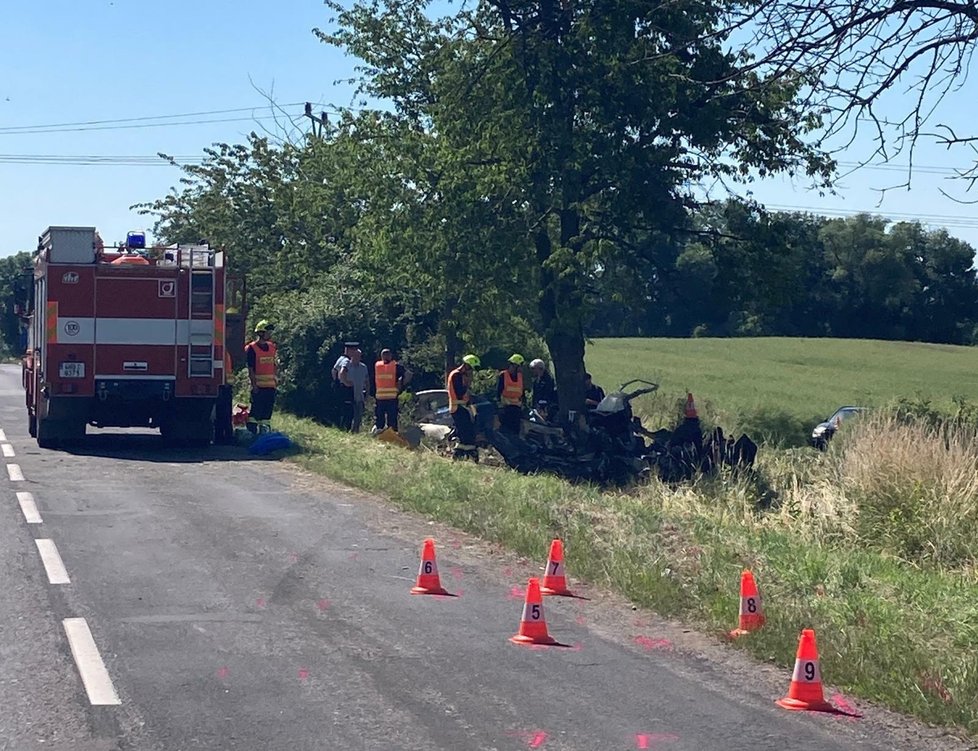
[303,102,329,139]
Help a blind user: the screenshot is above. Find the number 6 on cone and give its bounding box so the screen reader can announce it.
[410,538,450,596]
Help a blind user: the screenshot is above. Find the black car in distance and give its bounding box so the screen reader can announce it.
[810,406,865,450]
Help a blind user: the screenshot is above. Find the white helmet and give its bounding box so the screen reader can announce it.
[529,358,546,369]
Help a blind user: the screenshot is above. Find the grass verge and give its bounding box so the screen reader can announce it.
[274,412,978,735]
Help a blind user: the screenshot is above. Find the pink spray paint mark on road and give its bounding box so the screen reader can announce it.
[288,552,299,564]
[298,668,310,681]
[450,539,463,549]
[317,598,331,611]
[636,733,680,748]
[255,597,266,609]
[216,667,229,679]
[575,614,587,625]
[830,692,862,719]
[508,586,525,600]
[503,566,513,577]
[528,730,548,748]
[633,635,673,652]
[348,551,360,561]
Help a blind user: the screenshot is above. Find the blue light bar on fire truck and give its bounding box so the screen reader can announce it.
[126,231,146,249]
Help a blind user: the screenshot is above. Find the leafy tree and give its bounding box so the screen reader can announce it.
[317,0,831,414]
[0,252,33,357]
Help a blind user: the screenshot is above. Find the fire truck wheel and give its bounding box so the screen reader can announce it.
[36,417,61,449]
[28,413,37,438]
[36,417,85,449]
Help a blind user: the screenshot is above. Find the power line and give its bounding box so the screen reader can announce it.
[765,204,978,230]
[836,160,968,177]
[0,103,309,132]
[0,114,307,135]
[0,102,362,135]
[0,154,204,166]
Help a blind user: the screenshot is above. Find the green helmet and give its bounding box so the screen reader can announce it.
[507,353,525,365]
[255,319,271,333]
[462,354,481,368]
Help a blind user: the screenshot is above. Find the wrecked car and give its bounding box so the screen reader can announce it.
[488,380,757,486]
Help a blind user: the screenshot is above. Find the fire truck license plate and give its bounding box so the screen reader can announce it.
[59,362,85,378]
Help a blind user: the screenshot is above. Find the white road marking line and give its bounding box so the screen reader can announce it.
[6,464,24,481]
[2,443,15,458]
[35,539,70,584]
[63,618,121,706]
[17,491,41,524]
[0,428,8,440]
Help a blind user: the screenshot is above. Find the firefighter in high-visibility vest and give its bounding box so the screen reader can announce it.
[373,348,411,433]
[245,320,277,434]
[496,353,525,434]
[447,354,480,461]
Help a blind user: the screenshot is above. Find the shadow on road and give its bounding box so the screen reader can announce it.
[54,431,299,464]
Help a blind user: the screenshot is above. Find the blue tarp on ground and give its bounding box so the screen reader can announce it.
[247,431,293,455]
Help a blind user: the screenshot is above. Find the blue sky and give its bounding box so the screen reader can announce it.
[3,0,978,256]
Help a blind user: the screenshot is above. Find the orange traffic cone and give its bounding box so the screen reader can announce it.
[684,393,698,419]
[540,539,574,596]
[776,629,835,712]
[729,570,765,637]
[410,538,450,595]
[510,578,557,646]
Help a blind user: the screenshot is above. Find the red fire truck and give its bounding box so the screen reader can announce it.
[22,226,241,447]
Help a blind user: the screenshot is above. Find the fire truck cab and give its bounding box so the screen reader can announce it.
[23,226,232,447]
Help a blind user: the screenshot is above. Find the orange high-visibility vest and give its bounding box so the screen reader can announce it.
[247,340,277,388]
[499,370,524,406]
[447,365,470,413]
[375,360,398,400]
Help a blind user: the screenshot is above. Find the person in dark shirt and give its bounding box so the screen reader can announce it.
[529,358,558,420]
[584,372,606,409]
[448,354,481,460]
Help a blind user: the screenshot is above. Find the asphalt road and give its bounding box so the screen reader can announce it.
[0,364,965,751]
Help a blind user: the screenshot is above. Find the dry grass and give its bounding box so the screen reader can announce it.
[765,414,978,569]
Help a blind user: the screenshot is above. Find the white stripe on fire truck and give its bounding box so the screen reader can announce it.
[55,318,212,346]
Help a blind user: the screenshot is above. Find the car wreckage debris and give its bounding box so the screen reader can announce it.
[486,381,757,486]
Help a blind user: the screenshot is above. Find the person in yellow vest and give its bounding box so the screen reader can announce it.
[373,348,411,432]
[245,320,277,434]
[447,354,480,461]
[496,353,525,434]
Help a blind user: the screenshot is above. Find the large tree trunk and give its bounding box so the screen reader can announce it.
[535,225,587,419]
[547,325,586,419]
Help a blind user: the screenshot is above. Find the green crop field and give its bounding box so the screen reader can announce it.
[583,337,978,444]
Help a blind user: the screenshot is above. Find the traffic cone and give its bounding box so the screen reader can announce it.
[776,629,835,712]
[684,393,698,419]
[540,539,574,596]
[410,538,449,595]
[510,578,557,646]
[729,570,765,637]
